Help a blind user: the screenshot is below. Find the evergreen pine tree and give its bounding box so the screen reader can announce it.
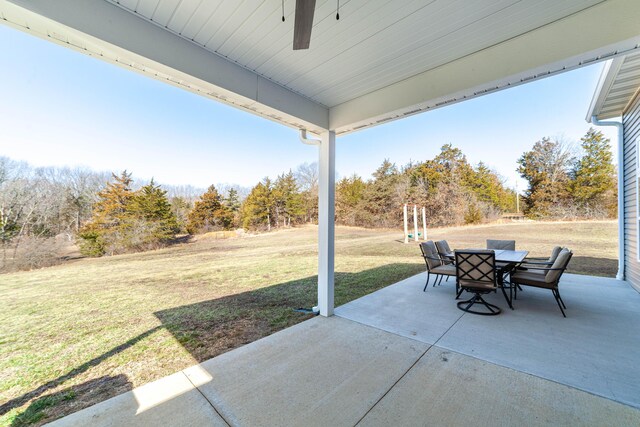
[361,160,402,227]
[186,185,233,234]
[570,128,616,216]
[241,178,274,230]
[78,171,134,255]
[273,171,305,227]
[336,174,366,226]
[224,188,242,228]
[79,172,180,255]
[130,179,179,243]
[224,188,241,213]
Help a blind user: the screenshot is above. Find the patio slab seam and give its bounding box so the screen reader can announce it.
[353,345,430,426]
[337,291,628,410]
[356,345,640,426]
[182,371,231,427]
[334,272,640,410]
[349,298,471,425]
[180,316,432,426]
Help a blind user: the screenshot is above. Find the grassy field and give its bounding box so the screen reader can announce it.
[0,220,617,426]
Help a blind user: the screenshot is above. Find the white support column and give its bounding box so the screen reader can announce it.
[318,130,336,317]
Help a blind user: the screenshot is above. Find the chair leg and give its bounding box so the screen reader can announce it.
[509,280,513,305]
[446,276,449,282]
[497,274,514,310]
[433,274,440,287]
[437,275,444,286]
[500,285,514,310]
[456,292,501,315]
[556,288,567,309]
[477,295,500,314]
[424,272,430,292]
[552,289,566,317]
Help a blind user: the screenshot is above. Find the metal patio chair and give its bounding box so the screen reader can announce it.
[520,246,563,269]
[454,250,501,315]
[486,239,516,251]
[435,240,455,265]
[510,248,573,317]
[419,241,456,291]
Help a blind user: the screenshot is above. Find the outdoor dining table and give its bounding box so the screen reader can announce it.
[494,249,529,264]
[493,249,529,309]
[451,249,528,310]
[449,249,528,264]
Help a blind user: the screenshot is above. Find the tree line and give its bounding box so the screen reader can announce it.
[0,128,616,271]
[517,128,616,218]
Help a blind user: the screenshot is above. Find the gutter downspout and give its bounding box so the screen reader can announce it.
[299,129,321,146]
[591,116,624,280]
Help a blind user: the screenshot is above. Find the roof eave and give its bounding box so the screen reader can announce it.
[586,57,625,122]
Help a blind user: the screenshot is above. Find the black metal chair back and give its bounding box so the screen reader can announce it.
[454,250,501,315]
[455,250,497,290]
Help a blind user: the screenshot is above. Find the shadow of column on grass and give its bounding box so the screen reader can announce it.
[0,327,161,418]
[154,262,424,363]
[9,375,131,427]
[3,262,423,425]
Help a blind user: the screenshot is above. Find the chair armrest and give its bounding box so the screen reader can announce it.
[422,255,445,263]
[516,265,566,272]
[520,260,553,266]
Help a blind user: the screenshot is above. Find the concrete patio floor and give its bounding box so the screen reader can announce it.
[336,273,640,409]
[49,273,640,426]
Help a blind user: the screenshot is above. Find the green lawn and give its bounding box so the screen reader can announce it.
[0,220,617,426]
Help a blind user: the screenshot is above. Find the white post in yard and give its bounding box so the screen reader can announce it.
[422,207,427,241]
[403,204,409,243]
[413,204,419,242]
[317,130,335,317]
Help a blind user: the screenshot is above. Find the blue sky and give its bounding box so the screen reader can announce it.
[0,24,617,191]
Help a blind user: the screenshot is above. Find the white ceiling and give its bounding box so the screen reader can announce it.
[108,0,602,108]
[2,0,640,134]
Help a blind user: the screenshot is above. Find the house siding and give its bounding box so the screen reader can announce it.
[622,93,640,290]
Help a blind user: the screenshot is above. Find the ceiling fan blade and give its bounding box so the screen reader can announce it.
[293,0,316,50]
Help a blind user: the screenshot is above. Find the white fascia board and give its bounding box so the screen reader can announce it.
[3,0,329,133]
[330,0,640,134]
[586,58,624,123]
